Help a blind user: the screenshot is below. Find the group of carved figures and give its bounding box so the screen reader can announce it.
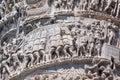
[0,20,119,80]
[24,57,120,80]
[53,0,120,17]
[84,57,120,80]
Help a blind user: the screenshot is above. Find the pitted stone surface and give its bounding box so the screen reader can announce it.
[0,0,120,80]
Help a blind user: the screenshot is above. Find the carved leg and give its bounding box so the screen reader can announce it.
[89,47,93,57]
[40,50,45,62]
[27,54,34,67]
[77,46,80,57]
[49,47,56,60]
[4,64,11,76]
[80,45,85,57]
[56,45,63,58]
[108,36,113,45]
[34,52,40,64]
[103,3,110,12]
[64,45,71,57]
[69,46,74,57]
[116,5,120,18]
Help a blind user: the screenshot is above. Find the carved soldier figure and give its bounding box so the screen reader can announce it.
[88,31,95,56]
[54,26,64,58]
[94,31,102,57]
[76,29,88,56]
[37,30,47,62]
[99,0,107,11]
[66,0,74,10]
[82,0,88,11]
[49,28,57,60]
[108,29,115,45]
[25,41,33,53]
[61,26,74,57]
[32,51,40,64]
[104,0,115,15]
[61,0,67,9]
[26,52,34,67]
[33,39,41,64]
[39,39,47,62]
[78,0,88,11]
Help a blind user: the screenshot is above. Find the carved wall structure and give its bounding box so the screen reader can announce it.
[0,0,120,80]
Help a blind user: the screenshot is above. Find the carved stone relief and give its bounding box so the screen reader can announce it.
[0,0,120,80]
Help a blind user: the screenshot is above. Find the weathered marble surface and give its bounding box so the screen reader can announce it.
[0,0,120,80]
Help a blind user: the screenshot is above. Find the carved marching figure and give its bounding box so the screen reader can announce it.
[99,0,106,11]
[82,0,88,11]
[54,27,64,58]
[61,26,74,57]
[77,0,84,11]
[77,0,88,11]
[39,38,47,62]
[26,52,34,67]
[66,0,74,10]
[76,29,88,57]
[88,31,95,56]
[61,0,67,9]
[49,28,58,60]
[33,39,40,51]
[103,0,116,15]
[49,36,57,60]
[94,31,102,57]
[32,50,40,64]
